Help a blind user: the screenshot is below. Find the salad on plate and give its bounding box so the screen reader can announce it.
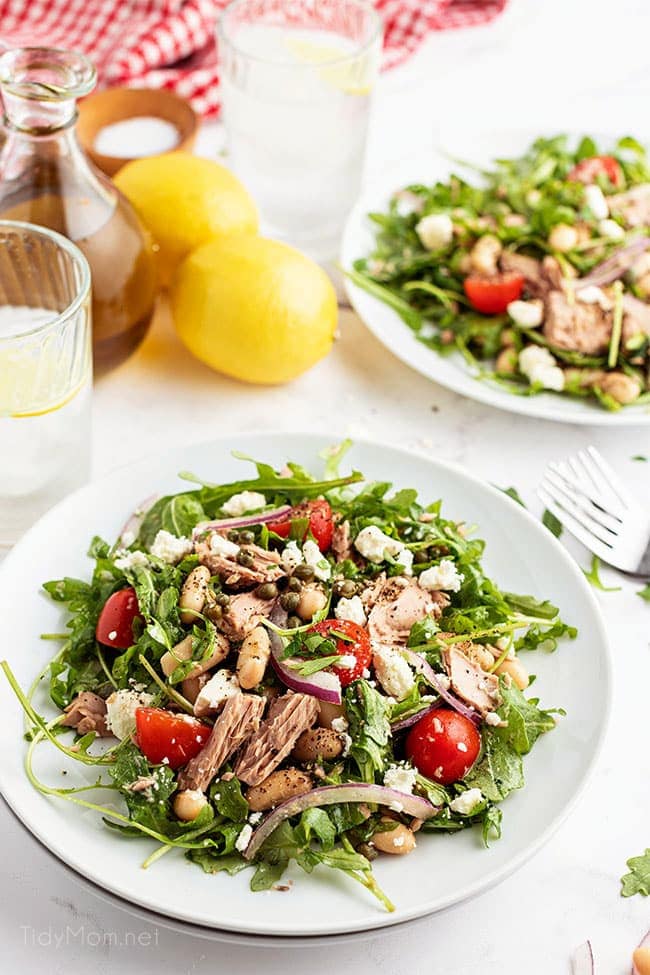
[4,446,575,911]
[350,135,650,411]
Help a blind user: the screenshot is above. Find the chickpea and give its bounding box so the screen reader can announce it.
[292,727,344,763]
[599,371,642,405]
[296,585,328,621]
[469,234,502,275]
[548,223,578,252]
[495,348,518,375]
[500,327,516,348]
[237,626,271,690]
[246,768,313,812]
[495,656,529,690]
[179,565,211,624]
[372,818,416,856]
[173,789,208,822]
[318,700,346,729]
[633,947,650,975]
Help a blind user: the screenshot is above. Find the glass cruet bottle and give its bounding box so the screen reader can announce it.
[0,47,157,372]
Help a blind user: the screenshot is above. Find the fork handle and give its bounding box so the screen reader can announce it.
[635,539,650,576]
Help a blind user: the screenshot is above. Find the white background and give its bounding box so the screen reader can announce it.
[2,0,650,971]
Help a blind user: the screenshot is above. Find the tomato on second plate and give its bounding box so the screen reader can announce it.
[95,587,142,649]
[309,618,372,687]
[463,272,524,315]
[567,155,623,187]
[405,707,481,785]
[135,707,212,769]
[268,499,334,552]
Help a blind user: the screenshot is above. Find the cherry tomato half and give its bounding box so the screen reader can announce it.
[405,708,481,785]
[463,272,525,315]
[268,499,334,552]
[309,618,372,687]
[567,155,623,187]
[95,587,142,649]
[135,708,212,769]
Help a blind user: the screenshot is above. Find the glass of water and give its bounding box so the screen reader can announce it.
[218,0,383,265]
[0,221,92,548]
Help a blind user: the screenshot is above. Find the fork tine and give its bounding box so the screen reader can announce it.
[586,445,634,509]
[551,459,626,519]
[544,469,623,533]
[537,488,614,562]
[571,450,621,510]
[539,478,618,547]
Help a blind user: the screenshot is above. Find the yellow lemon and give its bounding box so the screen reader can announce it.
[114,152,258,285]
[171,235,337,384]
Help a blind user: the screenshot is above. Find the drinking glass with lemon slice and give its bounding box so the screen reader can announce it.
[218,0,383,266]
[0,222,92,548]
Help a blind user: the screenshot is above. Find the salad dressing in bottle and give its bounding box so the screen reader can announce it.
[0,47,157,372]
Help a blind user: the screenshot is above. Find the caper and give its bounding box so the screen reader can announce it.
[287,576,303,593]
[237,550,255,567]
[215,592,230,608]
[206,604,223,621]
[294,563,315,581]
[239,529,255,545]
[257,582,278,600]
[413,547,429,562]
[228,529,240,542]
[356,842,378,862]
[338,579,357,598]
[286,615,302,629]
[280,591,300,612]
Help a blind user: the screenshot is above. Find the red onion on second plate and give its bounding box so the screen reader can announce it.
[243,782,437,860]
[403,649,481,726]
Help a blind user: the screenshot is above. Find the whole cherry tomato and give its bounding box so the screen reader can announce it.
[567,155,623,187]
[268,499,334,552]
[309,618,372,687]
[95,587,142,649]
[135,708,212,769]
[463,272,525,315]
[405,707,481,784]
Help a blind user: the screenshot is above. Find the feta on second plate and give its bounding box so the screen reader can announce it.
[150,529,193,564]
[222,491,266,517]
[419,559,464,593]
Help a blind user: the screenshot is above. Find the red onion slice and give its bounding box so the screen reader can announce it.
[578,236,650,288]
[243,783,437,860]
[192,505,291,537]
[390,700,440,732]
[632,929,650,974]
[403,649,481,726]
[269,633,342,705]
[571,941,594,975]
[119,494,158,547]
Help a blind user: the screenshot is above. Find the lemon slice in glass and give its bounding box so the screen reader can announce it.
[285,37,375,95]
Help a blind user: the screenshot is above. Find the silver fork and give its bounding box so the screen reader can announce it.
[537,445,650,576]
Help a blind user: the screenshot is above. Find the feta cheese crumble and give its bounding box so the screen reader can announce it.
[484,711,501,726]
[150,529,193,564]
[575,285,612,309]
[337,654,357,670]
[518,345,565,392]
[419,559,464,593]
[105,689,154,740]
[372,644,415,701]
[281,540,303,571]
[599,218,625,241]
[334,595,367,626]
[354,525,412,572]
[584,184,609,220]
[210,533,240,558]
[235,823,253,853]
[383,763,417,795]
[415,213,453,251]
[331,716,349,734]
[449,788,484,816]
[194,669,240,714]
[302,539,331,581]
[506,299,544,328]
[222,491,266,517]
[114,549,149,571]
[248,811,263,825]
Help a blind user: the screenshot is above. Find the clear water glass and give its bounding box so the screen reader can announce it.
[0,221,92,548]
[218,0,383,265]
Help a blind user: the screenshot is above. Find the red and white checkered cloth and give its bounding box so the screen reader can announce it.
[0,0,506,118]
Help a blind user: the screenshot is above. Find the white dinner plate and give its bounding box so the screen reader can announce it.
[341,128,650,425]
[0,433,611,936]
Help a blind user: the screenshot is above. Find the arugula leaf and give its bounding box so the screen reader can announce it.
[212,776,248,823]
[344,680,392,782]
[407,616,439,646]
[495,680,557,755]
[621,848,650,897]
[464,730,524,802]
[515,617,577,653]
[499,486,526,507]
[637,583,650,602]
[542,508,563,538]
[481,805,503,846]
[632,455,648,462]
[503,592,560,620]
[187,851,249,877]
[582,555,621,592]
[107,743,178,836]
[250,860,289,890]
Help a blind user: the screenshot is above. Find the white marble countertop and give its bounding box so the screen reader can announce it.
[3,0,650,971]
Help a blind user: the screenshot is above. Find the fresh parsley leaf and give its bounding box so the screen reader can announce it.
[582,555,621,592]
[542,508,563,538]
[621,848,650,897]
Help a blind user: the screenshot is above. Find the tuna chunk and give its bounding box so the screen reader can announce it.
[196,535,283,589]
[331,518,353,562]
[178,693,265,792]
[234,691,319,786]
[219,591,278,640]
[609,184,650,227]
[543,290,612,354]
[367,576,449,647]
[61,691,111,737]
[500,253,565,299]
[622,292,650,341]
[442,646,500,716]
